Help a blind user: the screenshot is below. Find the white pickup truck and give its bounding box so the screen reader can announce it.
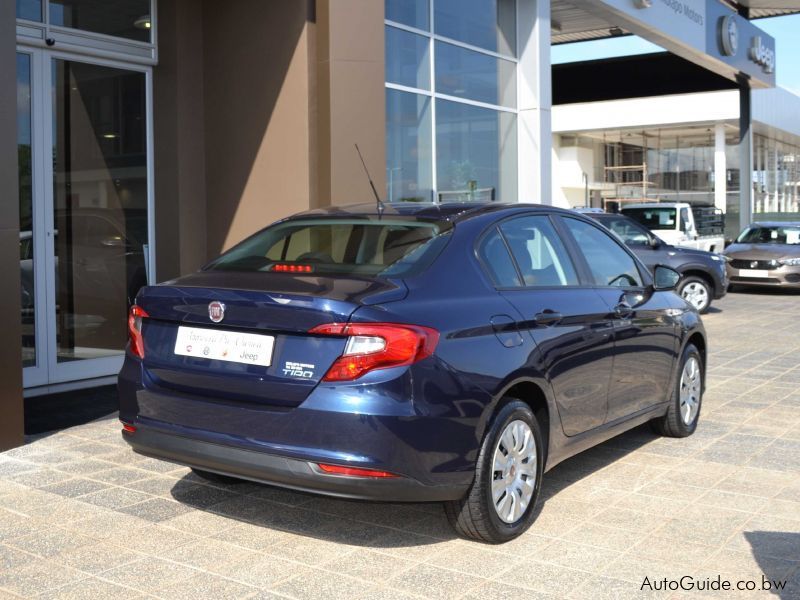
[620,202,725,253]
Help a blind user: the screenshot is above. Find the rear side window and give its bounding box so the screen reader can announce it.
[562,217,643,288]
[205,218,450,277]
[499,216,579,287]
[477,228,521,287]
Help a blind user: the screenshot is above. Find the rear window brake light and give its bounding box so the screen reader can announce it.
[271,264,313,273]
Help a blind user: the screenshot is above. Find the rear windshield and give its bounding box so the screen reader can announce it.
[205,218,451,277]
[737,225,800,245]
[623,207,677,229]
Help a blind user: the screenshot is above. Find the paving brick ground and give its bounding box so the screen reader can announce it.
[1,289,799,599]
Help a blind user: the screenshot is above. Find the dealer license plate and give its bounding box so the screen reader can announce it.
[738,269,769,278]
[174,326,274,366]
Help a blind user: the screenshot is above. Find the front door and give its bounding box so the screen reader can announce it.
[18,49,152,389]
[557,215,677,423]
[495,214,615,437]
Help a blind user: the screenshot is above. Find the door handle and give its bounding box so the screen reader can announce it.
[614,302,634,318]
[533,310,563,326]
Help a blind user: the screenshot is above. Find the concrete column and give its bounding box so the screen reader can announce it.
[714,123,727,213]
[738,77,753,230]
[519,0,551,205]
[0,0,25,451]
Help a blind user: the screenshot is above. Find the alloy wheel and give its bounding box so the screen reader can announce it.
[491,419,537,523]
[681,282,709,311]
[679,356,702,425]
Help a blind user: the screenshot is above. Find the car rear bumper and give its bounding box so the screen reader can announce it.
[122,425,468,502]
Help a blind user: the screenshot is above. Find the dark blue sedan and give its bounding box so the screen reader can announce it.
[119,202,706,543]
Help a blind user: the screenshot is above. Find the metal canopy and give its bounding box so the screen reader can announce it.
[551,0,798,45]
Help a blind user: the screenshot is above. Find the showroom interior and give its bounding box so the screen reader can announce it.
[1,0,796,450]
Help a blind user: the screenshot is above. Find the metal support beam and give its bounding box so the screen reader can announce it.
[738,76,753,233]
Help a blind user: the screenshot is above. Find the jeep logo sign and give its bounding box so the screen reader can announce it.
[749,36,775,74]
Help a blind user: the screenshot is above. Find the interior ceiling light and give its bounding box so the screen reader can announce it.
[134,15,151,29]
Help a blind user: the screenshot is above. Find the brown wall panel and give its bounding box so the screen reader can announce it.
[317,0,386,206]
[202,0,313,255]
[153,0,207,282]
[0,0,24,450]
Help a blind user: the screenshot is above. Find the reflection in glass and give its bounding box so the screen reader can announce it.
[435,41,516,108]
[385,0,429,30]
[385,26,430,91]
[52,59,148,363]
[436,99,516,202]
[18,54,35,368]
[386,89,433,202]
[434,0,516,56]
[50,0,152,42]
[16,0,42,21]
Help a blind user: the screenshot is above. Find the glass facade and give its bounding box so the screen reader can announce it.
[560,126,800,239]
[385,0,518,203]
[752,134,800,218]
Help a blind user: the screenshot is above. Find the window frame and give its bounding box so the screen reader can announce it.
[474,212,591,291]
[555,215,650,291]
[385,0,519,203]
[16,0,157,66]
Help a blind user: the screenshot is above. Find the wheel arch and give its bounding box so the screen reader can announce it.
[680,269,716,293]
[488,378,553,467]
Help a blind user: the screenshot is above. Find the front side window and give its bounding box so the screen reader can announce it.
[562,217,643,288]
[206,219,450,278]
[499,216,579,287]
[599,216,651,246]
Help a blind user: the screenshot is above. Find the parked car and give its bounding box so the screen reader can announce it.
[583,211,727,313]
[621,202,725,253]
[119,202,706,543]
[723,222,800,289]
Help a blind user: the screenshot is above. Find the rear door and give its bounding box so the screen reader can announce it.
[558,215,677,422]
[484,214,614,437]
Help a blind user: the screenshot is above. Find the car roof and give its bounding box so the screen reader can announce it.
[289,202,575,223]
[750,221,800,227]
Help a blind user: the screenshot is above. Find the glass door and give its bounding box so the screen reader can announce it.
[19,48,152,388]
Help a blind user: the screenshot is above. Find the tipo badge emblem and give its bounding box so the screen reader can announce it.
[208,301,226,323]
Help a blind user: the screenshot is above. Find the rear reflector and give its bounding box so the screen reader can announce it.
[127,305,149,359]
[121,422,137,434]
[317,463,399,478]
[308,322,439,382]
[271,264,313,273]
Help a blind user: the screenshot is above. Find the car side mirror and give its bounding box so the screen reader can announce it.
[649,236,661,249]
[653,265,680,291]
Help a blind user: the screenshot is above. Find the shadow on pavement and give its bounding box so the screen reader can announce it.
[745,531,800,598]
[25,384,118,438]
[168,423,659,548]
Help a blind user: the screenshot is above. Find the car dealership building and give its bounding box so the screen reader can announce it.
[0,0,793,449]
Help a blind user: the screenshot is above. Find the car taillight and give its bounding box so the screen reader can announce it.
[309,322,439,382]
[127,305,149,359]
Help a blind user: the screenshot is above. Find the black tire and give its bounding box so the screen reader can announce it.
[651,343,703,438]
[678,276,712,314]
[445,399,544,544]
[190,467,243,485]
